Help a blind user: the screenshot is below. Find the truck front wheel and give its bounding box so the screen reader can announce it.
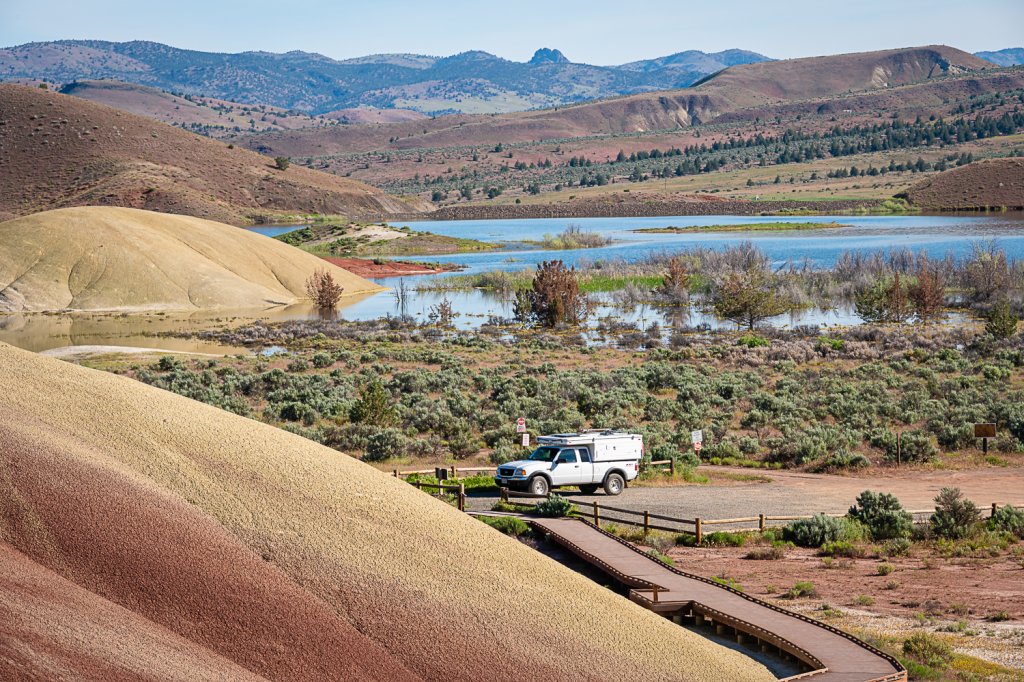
[528,476,550,496]
[603,473,625,496]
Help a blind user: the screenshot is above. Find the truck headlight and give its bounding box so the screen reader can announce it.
[516,468,526,477]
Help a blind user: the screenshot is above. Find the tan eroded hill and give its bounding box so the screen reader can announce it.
[240,45,993,156]
[0,342,773,682]
[0,83,428,223]
[0,206,383,312]
[904,157,1024,209]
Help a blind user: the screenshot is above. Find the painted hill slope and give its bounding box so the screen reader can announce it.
[0,342,773,682]
[904,157,1024,210]
[0,206,383,312]
[0,84,427,223]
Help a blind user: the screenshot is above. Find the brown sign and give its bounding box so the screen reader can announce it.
[974,423,997,439]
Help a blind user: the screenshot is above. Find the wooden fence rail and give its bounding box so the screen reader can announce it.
[498,489,1024,544]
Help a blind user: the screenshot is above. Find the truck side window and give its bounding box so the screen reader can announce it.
[577,448,592,463]
[557,450,577,464]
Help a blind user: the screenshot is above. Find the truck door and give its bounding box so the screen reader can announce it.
[577,447,595,483]
[549,448,580,486]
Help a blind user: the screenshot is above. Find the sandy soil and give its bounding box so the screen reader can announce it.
[0,206,383,312]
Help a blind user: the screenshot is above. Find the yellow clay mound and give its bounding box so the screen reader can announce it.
[0,206,382,312]
[0,342,773,681]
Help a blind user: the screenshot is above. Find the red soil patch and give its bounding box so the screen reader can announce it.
[321,256,450,277]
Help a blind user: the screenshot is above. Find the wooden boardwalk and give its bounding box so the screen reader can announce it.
[530,518,906,682]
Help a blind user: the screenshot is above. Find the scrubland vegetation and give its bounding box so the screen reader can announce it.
[113,295,1023,472]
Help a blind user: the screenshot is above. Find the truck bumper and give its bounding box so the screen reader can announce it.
[495,476,529,490]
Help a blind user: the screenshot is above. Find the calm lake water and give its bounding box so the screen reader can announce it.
[4,214,1021,353]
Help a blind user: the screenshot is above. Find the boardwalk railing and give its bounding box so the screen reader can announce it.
[500,489,1024,544]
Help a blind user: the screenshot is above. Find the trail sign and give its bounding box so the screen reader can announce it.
[974,423,996,439]
[434,467,449,481]
[691,430,703,445]
[975,423,996,455]
[521,433,530,447]
[516,417,527,434]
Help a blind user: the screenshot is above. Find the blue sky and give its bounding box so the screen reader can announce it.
[1,0,1021,63]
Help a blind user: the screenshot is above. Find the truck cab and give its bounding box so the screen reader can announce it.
[494,431,643,496]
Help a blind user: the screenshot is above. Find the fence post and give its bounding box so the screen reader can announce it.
[644,510,651,536]
[451,465,457,479]
[594,501,601,529]
[414,481,422,491]
[759,513,765,532]
[652,585,659,603]
[459,483,465,512]
[393,469,399,477]
[670,458,676,476]
[695,517,702,545]
[500,488,508,503]
[992,502,998,518]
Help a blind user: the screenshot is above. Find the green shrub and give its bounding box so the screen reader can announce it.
[784,514,845,548]
[703,531,747,547]
[363,428,408,461]
[820,540,867,558]
[647,548,675,566]
[312,352,333,368]
[478,516,531,537]
[887,430,938,463]
[883,537,913,557]
[876,562,895,576]
[989,504,1024,538]
[902,632,953,668]
[930,487,981,540]
[535,495,574,517]
[737,334,769,348]
[785,581,817,598]
[848,490,913,540]
[489,442,525,465]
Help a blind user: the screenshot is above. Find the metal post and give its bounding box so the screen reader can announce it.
[695,517,703,545]
[644,510,650,536]
[897,431,902,467]
[983,437,988,455]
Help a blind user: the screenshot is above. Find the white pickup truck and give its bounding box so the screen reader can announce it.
[494,431,643,496]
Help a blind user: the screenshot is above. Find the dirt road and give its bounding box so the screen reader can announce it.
[468,466,1024,522]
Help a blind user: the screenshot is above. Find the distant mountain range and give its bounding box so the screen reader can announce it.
[0,40,771,114]
[974,47,1024,67]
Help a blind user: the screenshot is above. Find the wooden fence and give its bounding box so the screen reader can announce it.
[499,489,1024,544]
[409,480,467,512]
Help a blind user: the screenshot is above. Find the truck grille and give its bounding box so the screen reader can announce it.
[498,467,516,477]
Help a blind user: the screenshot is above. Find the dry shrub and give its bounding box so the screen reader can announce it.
[305,268,345,309]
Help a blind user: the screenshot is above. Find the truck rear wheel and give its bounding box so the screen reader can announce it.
[528,476,550,496]
[579,484,599,495]
[603,473,625,496]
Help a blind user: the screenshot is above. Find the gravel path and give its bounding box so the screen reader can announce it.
[468,466,1024,529]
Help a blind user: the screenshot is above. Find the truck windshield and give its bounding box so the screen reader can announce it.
[528,447,560,462]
